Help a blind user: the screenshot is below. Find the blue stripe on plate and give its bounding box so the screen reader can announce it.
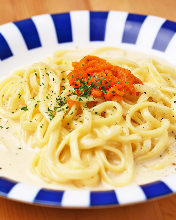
[14,18,41,50]
[141,181,172,199]
[34,189,64,205]
[122,13,146,44]
[0,33,13,60]
[0,177,16,195]
[90,190,118,206]
[152,20,176,51]
[90,11,109,41]
[51,13,73,43]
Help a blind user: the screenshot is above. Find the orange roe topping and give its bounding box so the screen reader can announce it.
[67,55,143,102]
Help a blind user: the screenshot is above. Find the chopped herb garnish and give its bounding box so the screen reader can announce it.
[21,106,28,111]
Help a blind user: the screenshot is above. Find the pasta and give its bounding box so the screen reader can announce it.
[0,47,176,188]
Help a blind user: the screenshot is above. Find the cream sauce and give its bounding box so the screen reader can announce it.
[0,48,176,190]
[0,119,176,190]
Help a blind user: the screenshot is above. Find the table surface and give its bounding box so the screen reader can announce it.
[1,0,176,219]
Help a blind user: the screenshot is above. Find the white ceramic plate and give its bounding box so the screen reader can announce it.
[1,11,176,208]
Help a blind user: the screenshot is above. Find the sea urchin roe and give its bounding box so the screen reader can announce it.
[67,55,143,102]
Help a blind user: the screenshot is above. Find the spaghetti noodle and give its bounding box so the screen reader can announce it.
[0,47,175,187]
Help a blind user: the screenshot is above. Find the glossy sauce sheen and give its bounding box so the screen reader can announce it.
[0,48,176,190]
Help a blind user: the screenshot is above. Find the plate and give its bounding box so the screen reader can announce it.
[0,10,176,208]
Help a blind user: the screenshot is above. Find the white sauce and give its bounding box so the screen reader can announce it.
[0,48,176,190]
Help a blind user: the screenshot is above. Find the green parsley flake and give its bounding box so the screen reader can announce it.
[21,106,28,111]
